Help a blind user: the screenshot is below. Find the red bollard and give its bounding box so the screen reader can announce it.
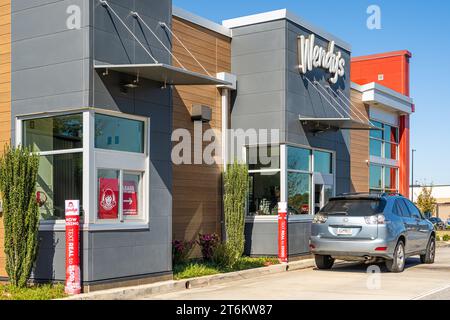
[65,200,81,295]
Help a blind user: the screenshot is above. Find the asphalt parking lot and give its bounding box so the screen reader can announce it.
[144,246,450,300]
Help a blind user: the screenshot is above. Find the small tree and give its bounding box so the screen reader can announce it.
[416,186,437,216]
[0,145,40,288]
[223,161,249,267]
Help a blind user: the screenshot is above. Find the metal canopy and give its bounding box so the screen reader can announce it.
[94,63,231,86]
[299,117,381,131]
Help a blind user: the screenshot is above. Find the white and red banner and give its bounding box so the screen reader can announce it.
[98,178,119,219]
[65,200,81,295]
[278,202,288,263]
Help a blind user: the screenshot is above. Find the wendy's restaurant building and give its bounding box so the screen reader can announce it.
[0,0,414,291]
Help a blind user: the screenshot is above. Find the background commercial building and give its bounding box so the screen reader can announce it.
[0,0,414,289]
[412,185,450,221]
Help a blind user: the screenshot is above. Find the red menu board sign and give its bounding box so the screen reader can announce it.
[98,178,119,219]
[123,180,138,216]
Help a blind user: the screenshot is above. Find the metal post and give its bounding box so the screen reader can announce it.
[411,149,416,202]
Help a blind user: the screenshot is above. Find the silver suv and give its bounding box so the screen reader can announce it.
[310,193,436,273]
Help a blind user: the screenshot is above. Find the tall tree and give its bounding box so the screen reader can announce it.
[0,145,40,288]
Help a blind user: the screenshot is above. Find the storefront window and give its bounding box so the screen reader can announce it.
[288,147,310,171]
[370,139,382,157]
[288,172,311,215]
[287,146,314,215]
[98,169,120,220]
[369,120,398,160]
[370,164,398,193]
[247,145,280,170]
[370,164,383,191]
[122,172,142,220]
[248,172,280,216]
[23,113,84,221]
[95,114,145,153]
[385,167,398,192]
[97,169,144,221]
[36,153,83,220]
[23,114,83,152]
[313,150,333,174]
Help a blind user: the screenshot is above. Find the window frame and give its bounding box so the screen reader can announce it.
[369,119,399,161]
[244,143,335,220]
[369,164,399,194]
[16,109,151,231]
[17,111,84,226]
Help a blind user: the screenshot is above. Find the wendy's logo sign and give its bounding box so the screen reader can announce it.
[98,178,119,219]
[100,188,117,211]
[297,34,346,84]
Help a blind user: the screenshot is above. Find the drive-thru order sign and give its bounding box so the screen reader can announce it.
[65,200,81,295]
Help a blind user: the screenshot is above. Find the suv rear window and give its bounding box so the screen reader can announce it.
[320,198,387,216]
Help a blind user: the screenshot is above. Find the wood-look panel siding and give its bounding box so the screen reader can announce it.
[171,17,231,253]
[0,0,10,277]
[350,89,369,193]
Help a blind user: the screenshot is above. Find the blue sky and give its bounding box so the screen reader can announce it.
[174,0,450,186]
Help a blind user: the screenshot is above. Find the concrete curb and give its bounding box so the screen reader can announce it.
[61,259,315,300]
[437,241,450,248]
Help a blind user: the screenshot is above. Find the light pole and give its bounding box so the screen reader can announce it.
[411,149,416,202]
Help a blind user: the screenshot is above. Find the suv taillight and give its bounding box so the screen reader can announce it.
[365,214,385,225]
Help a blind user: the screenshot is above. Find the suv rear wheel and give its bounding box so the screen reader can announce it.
[314,255,335,270]
[385,241,406,273]
[420,237,436,264]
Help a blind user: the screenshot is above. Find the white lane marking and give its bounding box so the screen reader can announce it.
[411,283,450,300]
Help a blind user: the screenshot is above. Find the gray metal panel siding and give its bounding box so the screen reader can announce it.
[233,18,353,256]
[12,0,173,283]
[11,0,92,142]
[230,20,287,149]
[284,20,351,195]
[93,0,171,65]
[244,220,311,256]
[88,0,173,282]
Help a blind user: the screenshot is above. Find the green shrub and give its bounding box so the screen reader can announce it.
[212,243,235,268]
[0,145,40,288]
[443,234,450,242]
[223,161,249,265]
[436,235,441,242]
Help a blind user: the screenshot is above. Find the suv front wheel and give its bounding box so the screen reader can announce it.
[385,241,406,273]
[314,255,335,270]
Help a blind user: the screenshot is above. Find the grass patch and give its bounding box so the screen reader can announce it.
[173,257,280,280]
[0,283,67,300]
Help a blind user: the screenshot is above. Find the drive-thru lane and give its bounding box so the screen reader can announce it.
[144,247,450,300]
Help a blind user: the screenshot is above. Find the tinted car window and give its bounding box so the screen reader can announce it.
[404,200,422,219]
[320,199,386,216]
[396,199,411,217]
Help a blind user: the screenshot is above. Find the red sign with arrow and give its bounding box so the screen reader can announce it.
[123,180,138,216]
